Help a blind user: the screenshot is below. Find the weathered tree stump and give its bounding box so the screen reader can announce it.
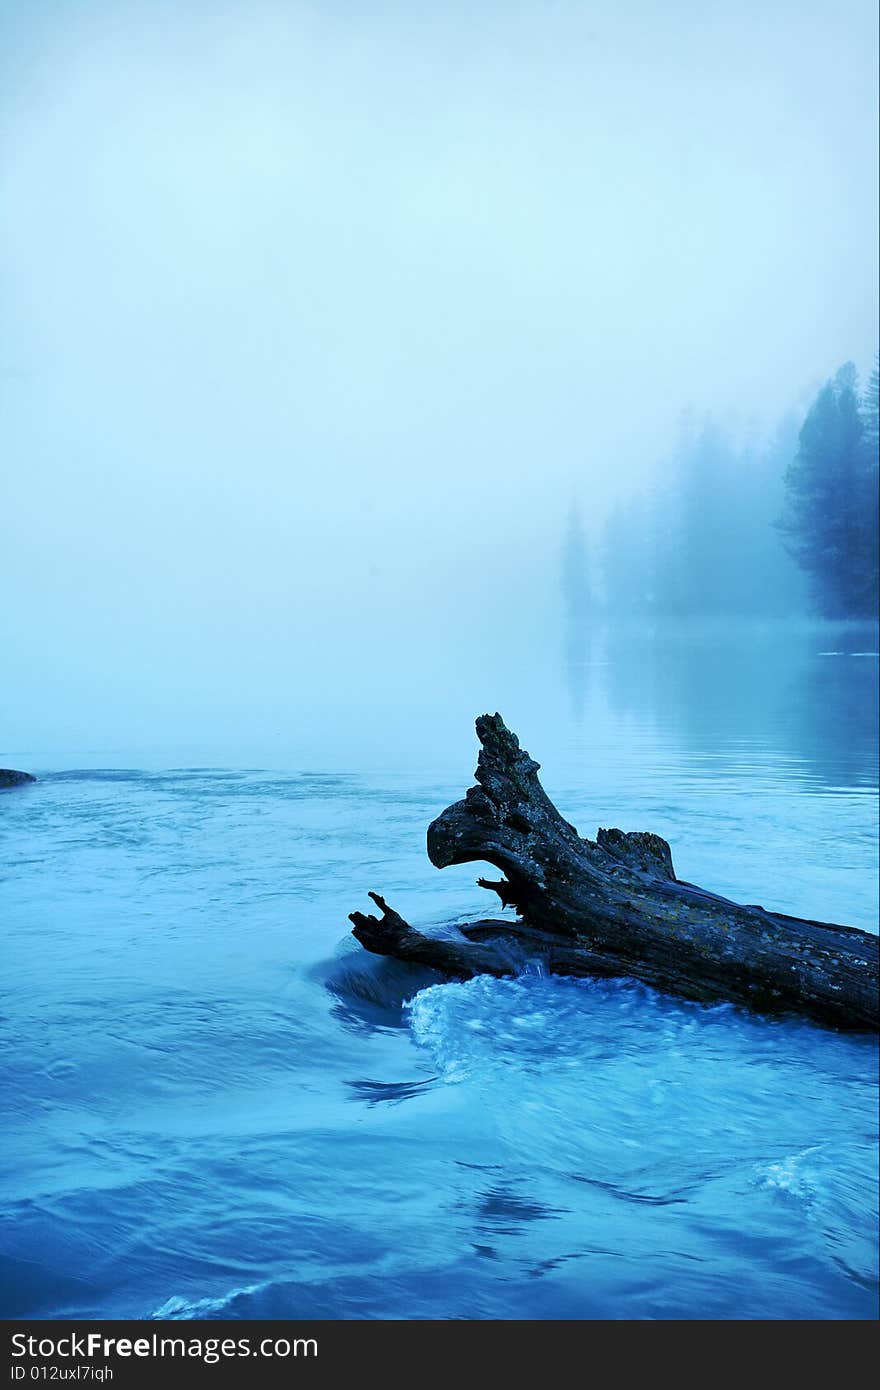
[350,713,878,1031]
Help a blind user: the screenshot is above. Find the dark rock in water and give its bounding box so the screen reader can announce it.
[0,769,36,788]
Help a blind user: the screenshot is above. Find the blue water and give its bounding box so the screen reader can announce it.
[1,624,878,1319]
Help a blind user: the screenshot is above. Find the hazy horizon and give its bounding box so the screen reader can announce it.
[2,0,878,759]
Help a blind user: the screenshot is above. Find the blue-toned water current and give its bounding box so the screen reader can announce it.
[2,624,877,1319]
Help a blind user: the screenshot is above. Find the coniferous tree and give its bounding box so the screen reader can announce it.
[780,362,878,618]
[864,356,879,447]
[856,357,879,615]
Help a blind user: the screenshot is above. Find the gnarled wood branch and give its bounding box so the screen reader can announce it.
[349,714,878,1031]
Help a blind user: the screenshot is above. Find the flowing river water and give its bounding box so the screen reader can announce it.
[2,622,877,1319]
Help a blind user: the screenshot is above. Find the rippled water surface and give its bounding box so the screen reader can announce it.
[2,625,878,1319]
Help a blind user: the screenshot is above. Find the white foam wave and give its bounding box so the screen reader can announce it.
[151,1282,264,1320]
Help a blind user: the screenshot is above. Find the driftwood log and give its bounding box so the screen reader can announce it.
[350,713,878,1031]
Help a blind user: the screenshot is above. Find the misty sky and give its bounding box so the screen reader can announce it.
[2,0,878,759]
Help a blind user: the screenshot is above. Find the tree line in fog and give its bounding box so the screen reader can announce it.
[567,356,879,621]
